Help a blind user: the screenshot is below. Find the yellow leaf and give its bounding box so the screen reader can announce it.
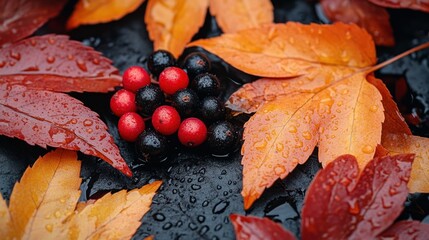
[0,195,11,238]
[145,0,209,57]
[65,181,162,239]
[8,149,81,239]
[209,0,273,33]
[67,0,146,29]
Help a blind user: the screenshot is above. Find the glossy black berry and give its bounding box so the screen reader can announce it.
[181,52,211,80]
[171,88,200,117]
[207,121,238,155]
[191,73,221,97]
[199,96,225,123]
[135,84,165,117]
[147,50,177,77]
[135,129,168,163]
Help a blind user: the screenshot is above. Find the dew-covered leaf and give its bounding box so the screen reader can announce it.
[209,0,273,33]
[189,22,376,77]
[0,35,122,93]
[230,214,296,240]
[0,0,67,47]
[320,0,394,46]
[377,220,429,239]
[67,0,146,30]
[369,0,429,13]
[241,73,384,209]
[145,0,209,58]
[301,154,414,239]
[0,83,132,176]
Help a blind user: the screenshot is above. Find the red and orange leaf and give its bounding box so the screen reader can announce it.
[230,214,296,240]
[0,83,132,176]
[209,0,273,33]
[241,73,384,209]
[382,133,429,193]
[0,35,122,93]
[67,0,146,30]
[0,194,11,237]
[145,0,209,58]
[301,154,414,239]
[0,0,67,47]
[189,22,376,78]
[320,0,394,46]
[369,0,429,13]
[378,221,429,239]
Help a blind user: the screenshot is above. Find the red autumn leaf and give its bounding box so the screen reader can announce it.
[0,83,132,177]
[369,0,429,12]
[377,220,429,239]
[320,0,394,46]
[0,35,122,93]
[0,0,67,47]
[301,154,414,239]
[230,214,296,240]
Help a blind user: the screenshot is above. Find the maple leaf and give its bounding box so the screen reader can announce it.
[369,0,429,13]
[320,0,394,46]
[190,22,429,209]
[0,35,122,93]
[378,221,429,239]
[67,0,146,30]
[0,0,67,47]
[0,149,161,239]
[0,83,132,176]
[230,214,296,240]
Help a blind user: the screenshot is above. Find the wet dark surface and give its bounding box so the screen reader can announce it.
[1,1,429,239]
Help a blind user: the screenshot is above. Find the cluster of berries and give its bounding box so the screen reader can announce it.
[109,50,239,163]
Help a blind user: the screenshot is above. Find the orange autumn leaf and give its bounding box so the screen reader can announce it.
[320,0,394,46]
[67,0,146,30]
[189,22,376,78]
[145,0,209,58]
[209,0,273,33]
[0,149,161,239]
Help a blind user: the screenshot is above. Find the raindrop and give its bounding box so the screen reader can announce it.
[302,131,312,140]
[199,225,209,235]
[153,213,166,221]
[348,199,360,215]
[214,224,222,231]
[361,145,374,154]
[188,222,198,230]
[10,51,21,60]
[254,140,267,150]
[212,200,229,214]
[47,56,55,64]
[92,58,100,65]
[162,222,173,230]
[190,196,196,203]
[202,200,209,207]
[76,59,88,72]
[274,166,286,176]
[221,170,227,175]
[216,185,222,190]
[197,176,204,182]
[191,184,201,190]
[275,143,284,152]
[83,119,93,126]
[0,61,5,68]
[45,224,53,232]
[223,191,228,196]
[370,105,378,112]
[54,211,61,218]
[197,215,205,223]
[288,126,297,133]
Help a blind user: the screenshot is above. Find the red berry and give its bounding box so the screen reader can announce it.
[122,66,151,92]
[152,105,181,135]
[178,117,207,147]
[118,112,145,142]
[158,67,189,95]
[110,89,136,117]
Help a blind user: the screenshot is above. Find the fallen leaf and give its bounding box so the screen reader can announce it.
[369,0,429,12]
[0,149,161,239]
[0,194,10,237]
[301,154,414,239]
[377,220,429,239]
[382,133,429,193]
[0,83,132,176]
[145,0,209,58]
[67,0,146,30]
[0,35,122,93]
[230,214,296,240]
[320,0,394,46]
[188,22,376,77]
[209,0,273,33]
[0,0,67,47]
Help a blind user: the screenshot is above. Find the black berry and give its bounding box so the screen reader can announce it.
[135,129,168,163]
[135,84,165,117]
[200,96,225,123]
[181,52,211,80]
[191,73,221,97]
[207,121,238,155]
[171,88,200,117]
[147,50,176,77]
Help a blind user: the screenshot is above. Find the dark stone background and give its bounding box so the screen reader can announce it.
[1,1,429,239]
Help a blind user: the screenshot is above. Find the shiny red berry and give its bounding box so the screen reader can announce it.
[178,117,207,147]
[158,67,189,95]
[118,112,145,142]
[110,89,136,117]
[152,105,181,135]
[122,66,151,92]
